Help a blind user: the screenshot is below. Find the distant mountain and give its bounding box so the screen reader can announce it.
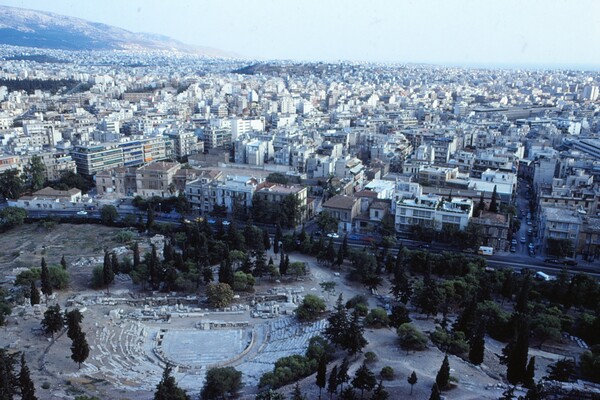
[0,5,235,57]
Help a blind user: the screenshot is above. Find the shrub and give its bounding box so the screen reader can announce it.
[365,351,377,363]
[380,366,394,380]
[397,323,428,353]
[365,308,390,328]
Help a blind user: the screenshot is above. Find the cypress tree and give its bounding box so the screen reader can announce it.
[60,254,67,270]
[504,315,530,385]
[70,331,90,369]
[429,383,441,400]
[274,225,282,255]
[435,355,450,390]
[218,258,234,286]
[291,382,306,400]
[407,371,417,395]
[468,319,486,365]
[327,364,338,399]
[489,185,499,213]
[111,252,120,275]
[40,257,52,303]
[18,353,37,400]
[263,229,271,251]
[133,242,140,267]
[525,356,536,388]
[337,358,350,392]
[324,294,349,347]
[65,309,83,340]
[0,350,18,399]
[29,281,40,306]
[316,356,327,400]
[103,251,114,294]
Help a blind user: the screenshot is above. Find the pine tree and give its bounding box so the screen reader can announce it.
[154,365,189,400]
[60,254,67,270]
[489,185,499,213]
[428,383,441,400]
[525,356,536,388]
[29,281,40,306]
[407,371,417,395]
[290,382,306,400]
[352,362,376,400]
[435,354,450,390]
[18,353,37,400]
[103,251,114,294]
[316,356,327,400]
[41,304,63,339]
[40,257,52,304]
[370,380,389,400]
[327,364,338,399]
[343,309,368,357]
[70,330,90,369]
[324,294,349,347]
[390,261,412,304]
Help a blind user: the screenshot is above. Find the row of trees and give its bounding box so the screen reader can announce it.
[0,162,93,200]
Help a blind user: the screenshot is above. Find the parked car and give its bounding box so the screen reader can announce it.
[76,210,88,215]
[326,232,340,239]
[562,259,578,266]
[510,245,517,253]
[511,239,518,246]
[544,258,562,264]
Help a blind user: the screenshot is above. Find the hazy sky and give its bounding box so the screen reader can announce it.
[1,0,599,68]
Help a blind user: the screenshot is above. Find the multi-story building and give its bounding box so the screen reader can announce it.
[470,211,511,251]
[70,136,172,176]
[538,206,583,256]
[95,167,137,197]
[135,162,181,198]
[321,195,361,234]
[165,130,202,160]
[417,166,459,187]
[254,182,309,224]
[185,172,261,216]
[395,194,473,232]
[70,143,123,176]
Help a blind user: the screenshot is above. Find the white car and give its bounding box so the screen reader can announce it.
[326,232,340,239]
[76,210,88,215]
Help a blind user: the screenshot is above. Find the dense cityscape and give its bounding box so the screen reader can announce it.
[0,4,600,400]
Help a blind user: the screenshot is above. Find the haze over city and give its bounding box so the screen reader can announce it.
[1,0,600,68]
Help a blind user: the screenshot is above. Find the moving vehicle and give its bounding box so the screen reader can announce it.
[76,210,88,215]
[477,246,494,256]
[326,232,339,239]
[535,271,555,281]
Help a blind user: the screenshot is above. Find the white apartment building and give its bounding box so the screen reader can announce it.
[396,194,473,232]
